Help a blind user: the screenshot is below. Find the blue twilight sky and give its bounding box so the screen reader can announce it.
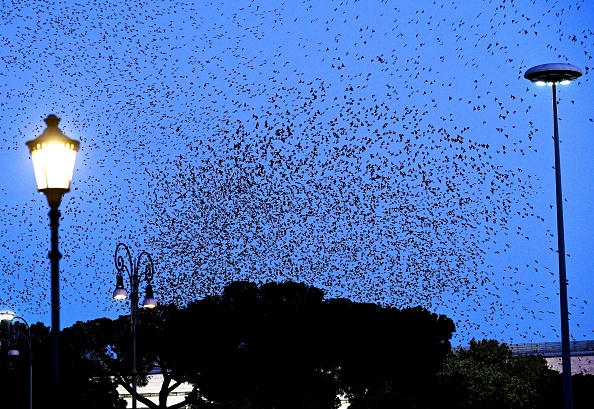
[0,0,592,347]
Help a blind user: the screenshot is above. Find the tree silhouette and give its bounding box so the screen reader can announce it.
[168,280,455,409]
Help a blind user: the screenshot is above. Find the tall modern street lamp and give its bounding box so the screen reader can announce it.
[0,310,33,409]
[524,62,583,409]
[26,114,80,409]
[113,242,158,409]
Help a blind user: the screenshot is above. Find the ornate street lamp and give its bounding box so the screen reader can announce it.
[524,62,583,409]
[113,242,158,409]
[26,114,80,409]
[0,310,33,409]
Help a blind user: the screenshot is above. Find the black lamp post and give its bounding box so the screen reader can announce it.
[26,114,80,409]
[524,62,583,409]
[0,310,33,409]
[113,242,158,409]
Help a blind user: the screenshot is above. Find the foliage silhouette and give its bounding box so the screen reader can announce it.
[168,280,455,409]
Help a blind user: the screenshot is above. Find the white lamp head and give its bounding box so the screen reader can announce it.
[524,63,583,85]
[142,284,157,309]
[0,310,15,322]
[113,274,128,300]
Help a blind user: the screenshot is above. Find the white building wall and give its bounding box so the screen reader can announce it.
[545,355,594,375]
[115,374,194,408]
[115,375,350,409]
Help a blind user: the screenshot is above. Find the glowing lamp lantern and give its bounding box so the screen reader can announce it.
[26,114,79,201]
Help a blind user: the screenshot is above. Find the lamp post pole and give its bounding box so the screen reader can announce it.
[48,190,63,394]
[26,115,80,409]
[0,311,33,409]
[524,63,582,409]
[113,242,158,409]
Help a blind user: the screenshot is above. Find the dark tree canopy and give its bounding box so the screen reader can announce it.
[167,280,455,409]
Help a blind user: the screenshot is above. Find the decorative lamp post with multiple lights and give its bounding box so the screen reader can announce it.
[524,63,583,409]
[26,114,80,409]
[0,310,33,409]
[113,242,158,409]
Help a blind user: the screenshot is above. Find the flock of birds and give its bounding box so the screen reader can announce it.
[0,0,592,346]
